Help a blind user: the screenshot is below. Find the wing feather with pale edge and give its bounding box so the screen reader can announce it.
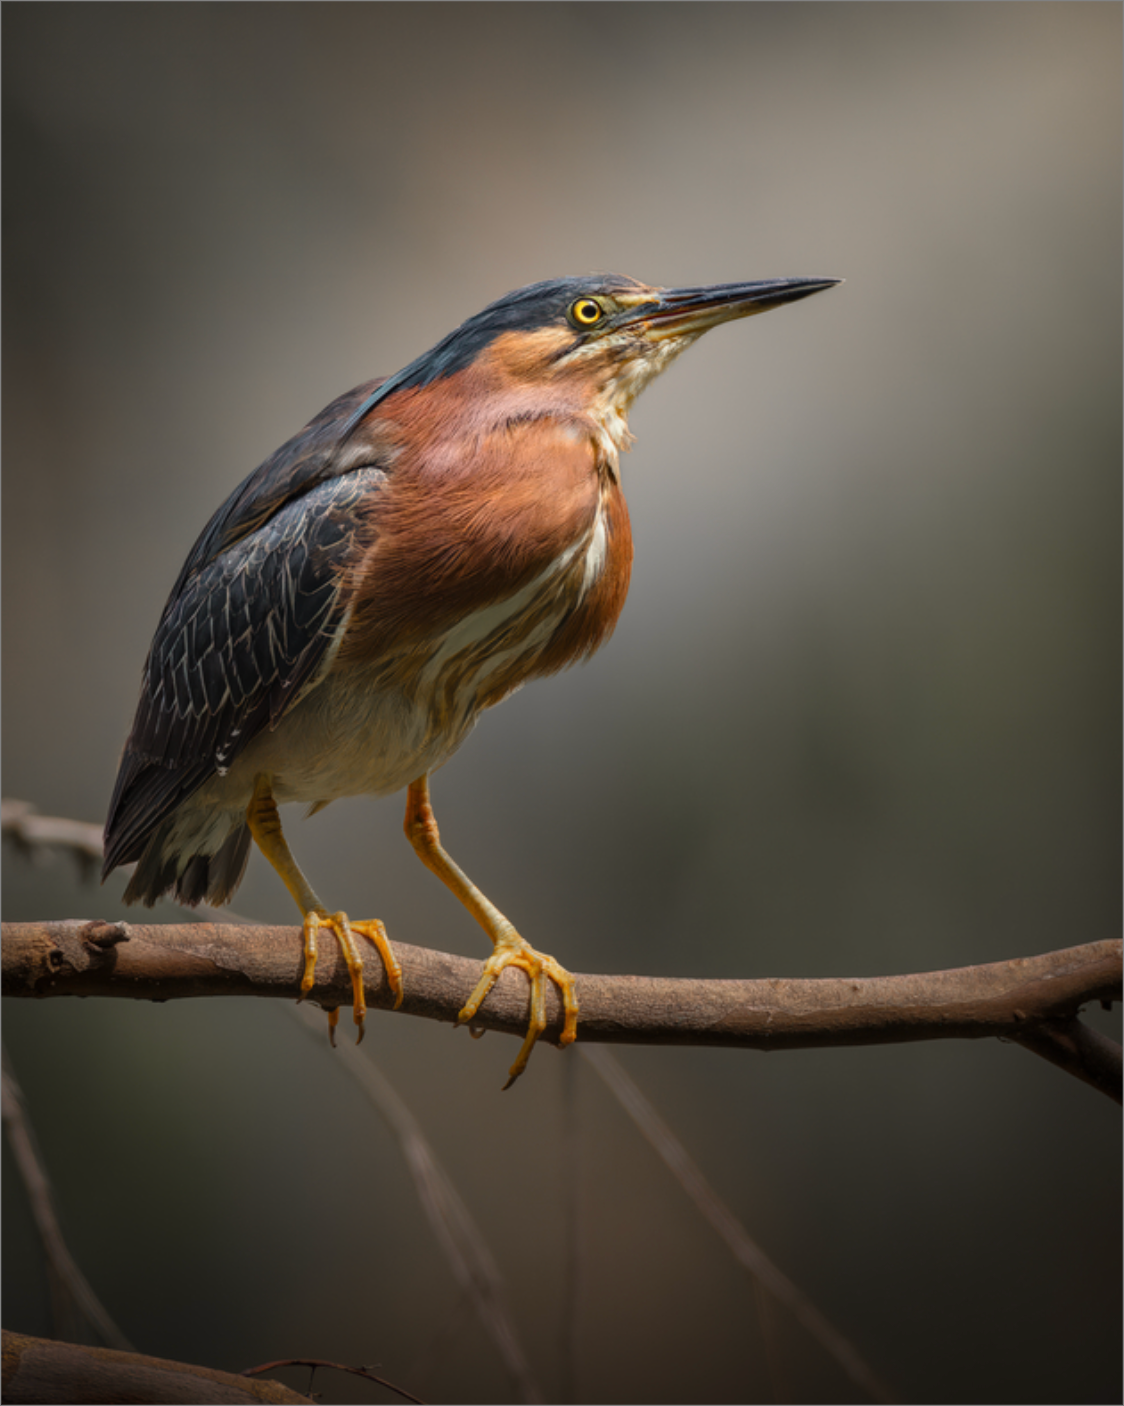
[102,380,389,874]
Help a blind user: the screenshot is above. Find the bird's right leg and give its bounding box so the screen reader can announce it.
[245,773,403,1043]
[403,774,579,1087]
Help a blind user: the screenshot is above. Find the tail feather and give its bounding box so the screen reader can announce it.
[121,821,252,909]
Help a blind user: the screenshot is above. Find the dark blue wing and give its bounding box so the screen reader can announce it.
[103,381,390,875]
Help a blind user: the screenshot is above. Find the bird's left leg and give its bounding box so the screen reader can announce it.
[403,774,579,1087]
[246,773,403,1043]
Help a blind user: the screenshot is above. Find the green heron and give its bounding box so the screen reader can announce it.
[103,273,839,1085]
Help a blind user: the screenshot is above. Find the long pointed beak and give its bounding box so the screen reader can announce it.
[626,277,842,339]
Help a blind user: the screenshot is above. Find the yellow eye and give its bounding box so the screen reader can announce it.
[570,298,604,327]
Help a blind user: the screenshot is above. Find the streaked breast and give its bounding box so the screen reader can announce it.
[421,480,631,736]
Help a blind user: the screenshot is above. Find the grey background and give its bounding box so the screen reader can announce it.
[3,4,1120,1403]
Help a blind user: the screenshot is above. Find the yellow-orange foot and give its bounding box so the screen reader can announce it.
[457,931,580,1089]
[300,909,404,1045]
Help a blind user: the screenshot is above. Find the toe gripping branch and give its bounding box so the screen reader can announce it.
[458,931,581,1088]
[404,775,579,1087]
[246,771,577,1078]
[245,775,404,1044]
[301,909,404,1045]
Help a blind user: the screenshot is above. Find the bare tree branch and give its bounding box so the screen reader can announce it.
[0,1329,313,1404]
[1006,1016,1124,1097]
[0,800,104,874]
[3,801,1119,1100]
[3,920,1119,1100]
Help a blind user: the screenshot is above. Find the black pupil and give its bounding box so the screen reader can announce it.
[579,302,598,320]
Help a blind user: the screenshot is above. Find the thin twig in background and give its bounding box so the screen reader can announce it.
[1,1045,134,1351]
[286,1003,544,1406]
[581,1045,898,1405]
[200,903,541,1402]
[752,1275,791,1404]
[239,1356,424,1404]
[0,800,104,873]
[558,1051,581,1405]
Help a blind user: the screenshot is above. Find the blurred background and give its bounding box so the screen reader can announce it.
[3,4,1120,1403]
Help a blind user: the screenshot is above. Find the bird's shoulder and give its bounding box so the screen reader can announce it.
[171,376,394,593]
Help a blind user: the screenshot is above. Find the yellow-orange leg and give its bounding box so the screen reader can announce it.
[246,774,403,1043]
[403,774,578,1088]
